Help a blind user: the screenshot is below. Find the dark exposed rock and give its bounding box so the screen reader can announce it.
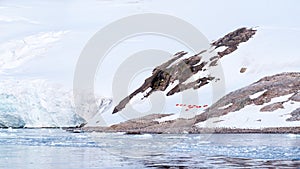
[260,102,284,112]
[290,92,300,102]
[240,67,247,73]
[212,27,256,57]
[286,108,300,121]
[112,27,256,114]
[125,131,142,135]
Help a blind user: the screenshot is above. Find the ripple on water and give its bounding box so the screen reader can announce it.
[0,129,299,168]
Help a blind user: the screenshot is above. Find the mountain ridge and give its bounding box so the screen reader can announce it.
[81,72,300,134]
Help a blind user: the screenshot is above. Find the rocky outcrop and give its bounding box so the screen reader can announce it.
[195,72,300,123]
[112,27,256,114]
[286,108,300,121]
[240,67,247,73]
[260,102,284,112]
[291,92,300,102]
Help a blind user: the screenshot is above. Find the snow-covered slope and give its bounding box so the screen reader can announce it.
[0,31,68,72]
[196,97,300,129]
[150,28,300,129]
[220,27,300,93]
[104,72,299,132]
[194,72,300,129]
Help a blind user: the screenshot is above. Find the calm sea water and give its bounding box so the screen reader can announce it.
[0,129,299,169]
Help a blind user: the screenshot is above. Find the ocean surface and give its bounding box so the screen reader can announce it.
[0,129,299,169]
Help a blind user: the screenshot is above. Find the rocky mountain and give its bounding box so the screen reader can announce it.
[83,72,300,133]
[112,27,257,114]
[195,72,300,125]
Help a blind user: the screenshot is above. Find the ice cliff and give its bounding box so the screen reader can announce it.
[0,79,111,128]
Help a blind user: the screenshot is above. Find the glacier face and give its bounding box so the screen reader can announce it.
[0,26,112,128]
[0,79,112,128]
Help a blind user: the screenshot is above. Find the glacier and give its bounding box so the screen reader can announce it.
[0,25,113,128]
[0,79,112,128]
[0,31,68,72]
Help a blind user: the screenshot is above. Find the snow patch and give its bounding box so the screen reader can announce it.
[249,90,267,99]
[155,110,205,123]
[155,114,179,123]
[269,93,294,104]
[213,46,227,53]
[218,103,233,110]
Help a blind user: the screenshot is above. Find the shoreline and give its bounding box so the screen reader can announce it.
[1,126,299,134]
[79,126,300,134]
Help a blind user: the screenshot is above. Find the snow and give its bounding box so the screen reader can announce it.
[249,91,293,103]
[0,31,68,72]
[213,46,227,53]
[155,114,179,123]
[249,90,267,99]
[155,110,205,123]
[220,28,300,94]
[218,103,233,110]
[269,93,294,103]
[196,99,300,129]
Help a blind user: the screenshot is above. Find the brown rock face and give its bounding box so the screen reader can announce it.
[260,102,284,112]
[286,108,300,121]
[290,92,300,102]
[240,67,247,73]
